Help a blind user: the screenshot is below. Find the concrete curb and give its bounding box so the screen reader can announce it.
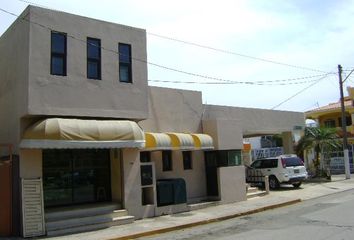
[109,198,301,240]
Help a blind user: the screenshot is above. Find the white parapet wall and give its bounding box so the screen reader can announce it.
[217,166,247,204]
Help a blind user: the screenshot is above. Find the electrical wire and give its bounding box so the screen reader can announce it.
[15,0,329,74]
[148,73,331,85]
[343,68,354,83]
[271,74,331,110]
[148,32,328,74]
[0,7,334,86]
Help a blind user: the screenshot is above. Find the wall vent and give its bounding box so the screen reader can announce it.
[21,178,45,238]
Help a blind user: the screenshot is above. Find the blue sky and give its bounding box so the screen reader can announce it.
[1,0,353,112]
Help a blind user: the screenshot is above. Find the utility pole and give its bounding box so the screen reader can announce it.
[338,64,351,179]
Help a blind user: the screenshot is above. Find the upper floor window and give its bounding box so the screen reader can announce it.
[119,43,132,83]
[51,31,67,76]
[87,38,101,80]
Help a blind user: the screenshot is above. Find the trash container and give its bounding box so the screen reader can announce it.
[172,178,186,204]
[156,180,174,206]
[156,178,187,206]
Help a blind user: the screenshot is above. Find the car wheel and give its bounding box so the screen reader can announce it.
[292,182,302,188]
[269,176,280,189]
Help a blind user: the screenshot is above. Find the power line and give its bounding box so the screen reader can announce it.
[148,73,332,86]
[0,7,334,86]
[15,0,329,74]
[148,32,328,74]
[343,68,354,83]
[271,74,331,110]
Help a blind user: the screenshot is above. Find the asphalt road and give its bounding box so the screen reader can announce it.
[139,189,354,240]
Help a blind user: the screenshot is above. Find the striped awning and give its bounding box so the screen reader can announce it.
[20,118,145,149]
[144,132,172,150]
[191,134,214,150]
[166,132,195,150]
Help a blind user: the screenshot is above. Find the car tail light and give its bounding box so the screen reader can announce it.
[281,158,286,168]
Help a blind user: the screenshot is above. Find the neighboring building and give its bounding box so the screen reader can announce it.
[305,87,354,173]
[0,6,305,238]
[305,93,353,138]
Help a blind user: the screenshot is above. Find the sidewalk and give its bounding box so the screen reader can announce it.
[40,175,354,240]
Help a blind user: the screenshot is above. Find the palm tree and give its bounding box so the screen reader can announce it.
[296,127,341,178]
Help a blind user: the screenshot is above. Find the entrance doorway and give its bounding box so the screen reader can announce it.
[43,149,111,208]
[205,152,219,197]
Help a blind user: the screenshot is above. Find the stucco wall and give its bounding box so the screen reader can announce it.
[139,86,203,132]
[139,87,207,202]
[27,6,148,120]
[217,166,247,204]
[0,9,30,153]
[202,119,244,150]
[111,149,123,203]
[203,104,305,137]
[19,149,42,179]
[150,150,207,201]
[122,148,145,218]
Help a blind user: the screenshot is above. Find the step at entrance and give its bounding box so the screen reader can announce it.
[45,203,134,237]
[246,186,267,199]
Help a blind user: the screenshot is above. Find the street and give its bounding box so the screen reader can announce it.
[139,189,354,240]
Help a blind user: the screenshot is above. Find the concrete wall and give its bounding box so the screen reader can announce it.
[111,149,123,203]
[122,148,145,219]
[203,104,305,137]
[150,150,207,202]
[27,6,148,120]
[217,166,247,204]
[140,86,203,133]
[140,87,208,202]
[19,149,42,179]
[202,119,244,150]
[0,9,30,153]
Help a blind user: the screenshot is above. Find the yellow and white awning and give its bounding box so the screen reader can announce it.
[144,132,172,150]
[166,132,195,150]
[20,118,145,149]
[191,134,214,150]
[144,132,214,151]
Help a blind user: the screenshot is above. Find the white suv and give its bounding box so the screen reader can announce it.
[250,154,308,189]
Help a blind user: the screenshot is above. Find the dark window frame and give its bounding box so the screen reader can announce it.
[140,151,151,163]
[183,151,192,170]
[205,150,242,167]
[50,31,67,76]
[338,116,352,127]
[87,37,101,80]
[324,119,336,128]
[118,43,132,83]
[162,151,172,171]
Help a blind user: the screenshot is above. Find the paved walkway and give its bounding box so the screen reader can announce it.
[43,175,354,240]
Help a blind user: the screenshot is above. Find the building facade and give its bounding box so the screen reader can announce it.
[305,87,354,174]
[0,6,305,237]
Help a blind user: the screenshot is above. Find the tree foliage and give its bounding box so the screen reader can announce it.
[296,127,341,176]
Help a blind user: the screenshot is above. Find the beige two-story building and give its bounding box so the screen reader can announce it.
[0,6,305,238]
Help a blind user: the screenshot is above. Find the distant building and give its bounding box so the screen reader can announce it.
[304,87,354,174]
[305,88,354,141]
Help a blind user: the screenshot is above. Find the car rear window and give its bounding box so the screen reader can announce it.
[284,157,303,167]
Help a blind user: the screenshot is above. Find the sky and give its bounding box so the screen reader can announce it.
[1,0,354,112]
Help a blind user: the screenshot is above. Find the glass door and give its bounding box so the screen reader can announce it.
[43,149,111,208]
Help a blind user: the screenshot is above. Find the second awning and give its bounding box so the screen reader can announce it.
[166,132,195,150]
[145,132,172,150]
[191,134,214,150]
